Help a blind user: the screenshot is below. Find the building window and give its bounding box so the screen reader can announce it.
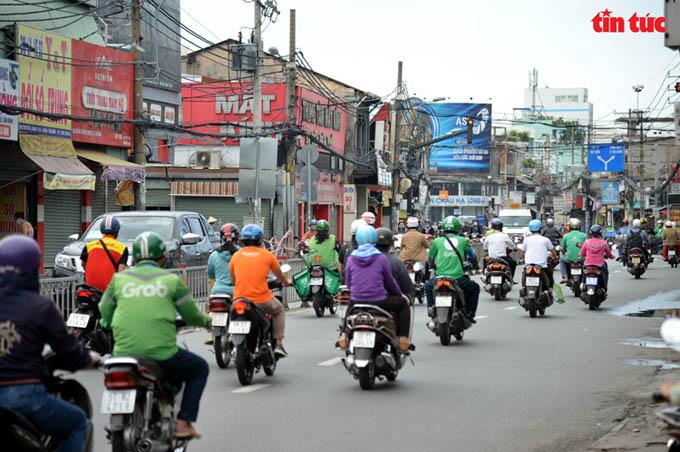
[567,95,578,102]
[464,183,482,196]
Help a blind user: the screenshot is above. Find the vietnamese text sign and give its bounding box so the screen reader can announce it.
[43,173,95,190]
[429,195,488,206]
[0,182,25,237]
[17,24,71,138]
[344,184,356,213]
[601,182,619,205]
[439,190,448,200]
[588,143,625,172]
[0,58,19,141]
[671,210,680,225]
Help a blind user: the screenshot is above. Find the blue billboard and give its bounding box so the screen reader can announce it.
[416,103,492,174]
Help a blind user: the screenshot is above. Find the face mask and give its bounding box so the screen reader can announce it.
[16,220,22,226]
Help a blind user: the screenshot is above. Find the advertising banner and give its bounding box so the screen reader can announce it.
[428,195,488,206]
[0,182,25,237]
[71,40,133,147]
[343,184,356,213]
[43,173,95,190]
[17,24,71,138]
[0,58,19,141]
[671,210,680,225]
[297,86,347,154]
[416,102,492,174]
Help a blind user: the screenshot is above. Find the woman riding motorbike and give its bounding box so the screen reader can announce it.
[578,224,614,292]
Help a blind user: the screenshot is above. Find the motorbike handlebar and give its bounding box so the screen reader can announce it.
[653,391,667,403]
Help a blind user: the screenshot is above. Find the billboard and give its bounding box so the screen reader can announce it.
[0,58,19,141]
[416,102,492,174]
[17,24,71,138]
[71,40,134,147]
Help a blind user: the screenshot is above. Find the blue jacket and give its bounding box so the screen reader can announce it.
[0,273,90,380]
[207,247,239,295]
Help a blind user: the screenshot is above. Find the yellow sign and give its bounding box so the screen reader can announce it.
[671,210,680,224]
[16,24,72,138]
[439,190,448,200]
[43,173,95,190]
[0,182,26,238]
[116,180,135,206]
[510,203,520,209]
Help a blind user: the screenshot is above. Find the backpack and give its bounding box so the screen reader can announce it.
[627,230,643,249]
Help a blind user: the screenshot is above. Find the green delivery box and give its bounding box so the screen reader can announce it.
[293,268,311,299]
[323,268,341,295]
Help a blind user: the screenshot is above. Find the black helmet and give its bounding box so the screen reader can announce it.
[490,218,503,230]
[375,227,393,247]
[590,224,603,236]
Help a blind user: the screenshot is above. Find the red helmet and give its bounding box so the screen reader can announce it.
[622,218,628,225]
[220,223,239,242]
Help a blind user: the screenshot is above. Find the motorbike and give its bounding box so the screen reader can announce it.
[427,276,472,345]
[0,347,94,452]
[519,264,552,318]
[566,261,583,297]
[668,245,679,269]
[482,257,513,301]
[229,265,289,386]
[293,251,340,317]
[337,289,414,390]
[404,260,426,304]
[626,247,647,279]
[579,265,607,310]
[654,318,680,451]
[207,293,233,369]
[66,284,113,355]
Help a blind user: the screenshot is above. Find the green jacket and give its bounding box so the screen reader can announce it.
[308,234,339,270]
[99,260,211,361]
[561,230,587,262]
[428,233,471,280]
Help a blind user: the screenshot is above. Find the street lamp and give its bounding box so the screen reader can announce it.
[632,84,644,112]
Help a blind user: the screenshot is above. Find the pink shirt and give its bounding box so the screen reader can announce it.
[579,238,614,266]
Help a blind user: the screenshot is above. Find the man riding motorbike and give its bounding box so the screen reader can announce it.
[616,218,630,258]
[100,231,211,439]
[360,211,377,228]
[542,217,562,246]
[376,227,415,299]
[624,219,649,263]
[520,219,558,298]
[339,219,367,276]
[663,220,679,261]
[0,235,100,452]
[579,224,614,292]
[301,219,317,242]
[80,215,128,292]
[307,219,341,271]
[343,224,411,350]
[399,216,430,270]
[425,216,480,323]
[559,218,587,284]
[655,219,664,238]
[483,218,517,280]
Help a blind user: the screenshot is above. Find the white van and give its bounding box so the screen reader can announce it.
[498,208,533,243]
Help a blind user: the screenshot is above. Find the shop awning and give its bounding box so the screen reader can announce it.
[19,135,95,190]
[76,149,145,183]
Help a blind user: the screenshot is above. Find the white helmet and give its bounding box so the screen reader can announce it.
[360,211,376,225]
[632,219,641,228]
[350,219,368,235]
[568,218,581,229]
[406,216,419,228]
[667,221,673,228]
[658,220,664,225]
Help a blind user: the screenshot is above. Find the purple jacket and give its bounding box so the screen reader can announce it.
[345,252,402,301]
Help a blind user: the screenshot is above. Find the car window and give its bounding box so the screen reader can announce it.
[178,219,191,238]
[187,217,206,239]
[83,216,175,243]
[202,216,217,238]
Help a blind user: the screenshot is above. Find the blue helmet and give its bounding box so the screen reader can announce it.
[241,224,263,241]
[528,219,542,232]
[100,216,121,235]
[355,224,378,245]
[590,224,603,236]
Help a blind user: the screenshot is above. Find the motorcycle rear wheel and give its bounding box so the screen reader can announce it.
[528,299,537,318]
[111,431,125,452]
[328,296,338,315]
[589,299,598,311]
[236,343,254,385]
[635,273,641,279]
[439,322,451,346]
[313,293,325,318]
[494,287,502,301]
[358,363,375,390]
[214,335,233,369]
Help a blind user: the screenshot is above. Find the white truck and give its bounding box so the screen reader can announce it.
[498,208,533,244]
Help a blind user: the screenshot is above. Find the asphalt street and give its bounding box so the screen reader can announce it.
[73,258,680,452]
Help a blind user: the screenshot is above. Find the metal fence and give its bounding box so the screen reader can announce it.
[39,276,79,318]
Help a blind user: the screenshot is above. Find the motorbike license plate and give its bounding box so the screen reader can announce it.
[435,295,452,307]
[632,257,641,264]
[571,268,582,275]
[228,321,251,334]
[408,272,416,282]
[670,250,676,256]
[210,312,229,327]
[586,277,598,286]
[310,278,323,286]
[352,331,376,348]
[525,277,540,286]
[101,389,136,414]
[66,313,90,328]
[490,276,502,284]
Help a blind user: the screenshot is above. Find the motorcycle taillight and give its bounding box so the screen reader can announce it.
[311,269,323,277]
[407,264,414,270]
[632,250,640,255]
[233,301,248,315]
[105,371,137,389]
[210,300,229,312]
[491,264,502,270]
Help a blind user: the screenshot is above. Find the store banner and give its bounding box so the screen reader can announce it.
[0,58,20,141]
[0,182,25,236]
[102,166,145,183]
[43,173,95,190]
[17,24,71,138]
[116,180,134,206]
[71,40,134,147]
[428,195,488,206]
[343,184,356,213]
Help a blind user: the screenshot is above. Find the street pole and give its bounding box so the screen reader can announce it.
[307,146,312,230]
[391,61,403,230]
[654,143,660,208]
[252,0,263,225]
[285,9,296,245]
[639,111,644,217]
[585,124,592,231]
[132,0,145,210]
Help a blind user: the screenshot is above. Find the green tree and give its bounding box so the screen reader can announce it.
[508,130,530,142]
[522,157,537,168]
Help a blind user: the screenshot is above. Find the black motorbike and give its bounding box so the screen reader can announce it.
[626,247,647,279]
[0,348,94,452]
[309,264,339,318]
[404,260,426,304]
[427,276,472,345]
[668,246,679,269]
[519,264,552,318]
[566,261,583,297]
[482,257,513,300]
[579,265,607,310]
[67,284,113,355]
[208,293,233,369]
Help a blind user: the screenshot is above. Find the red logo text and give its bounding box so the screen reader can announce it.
[592,9,665,33]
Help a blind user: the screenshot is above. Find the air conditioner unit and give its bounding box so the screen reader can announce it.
[193,150,221,169]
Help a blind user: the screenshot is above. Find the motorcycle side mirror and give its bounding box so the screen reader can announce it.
[280,264,291,273]
[660,318,680,351]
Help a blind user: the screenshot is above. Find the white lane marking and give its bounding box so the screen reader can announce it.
[474,315,488,320]
[318,357,342,367]
[504,306,518,311]
[232,384,270,393]
[614,270,621,273]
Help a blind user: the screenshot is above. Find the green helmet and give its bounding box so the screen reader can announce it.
[442,216,460,233]
[133,231,167,261]
[316,219,329,231]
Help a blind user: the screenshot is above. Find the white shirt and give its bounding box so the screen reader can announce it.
[483,231,515,258]
[520,234,554,268]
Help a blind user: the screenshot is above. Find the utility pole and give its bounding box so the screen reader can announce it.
[285,9,296,245]
[390,61,403,230]
[251,0,263,225]
[132,0,145,210]
[654,143,660,207]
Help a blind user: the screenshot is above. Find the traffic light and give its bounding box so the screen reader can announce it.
[676,82,680,93]
[466,118,474,144]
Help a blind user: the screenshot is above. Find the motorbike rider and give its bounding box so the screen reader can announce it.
[399,216,430,270]
[339,219,367,274]
[663,220,679,261]
[655,219,664,238]
[307,219,341,271]
[624,219,649,263]
[376,227,415,299]
[360,211,377,228]
[616,218,630,258]
[0,235,100,452]
[343,224,411,350]
[100,231,211,439]
[80,215,128,292]
[301,219,317,242]
[520,219,558,299]
[425,216,480,323]
[578,224,614,292]
[229,224,292,357]
[559,218,587,284]
[483,218,517,280]
[542,217,562,246]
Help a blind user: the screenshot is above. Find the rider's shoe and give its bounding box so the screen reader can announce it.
[398,336,412,351]
[274,344,289,358]
[336,332,348,350]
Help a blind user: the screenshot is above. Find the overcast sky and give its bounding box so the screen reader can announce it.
[181,0,678,126]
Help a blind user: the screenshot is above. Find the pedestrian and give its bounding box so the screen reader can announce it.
[13,212,34,237]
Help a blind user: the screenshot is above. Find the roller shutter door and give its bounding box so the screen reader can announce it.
[146,189,171,209]
[43,190,81,270]
[329,205,338,236]
[91,179,123,219]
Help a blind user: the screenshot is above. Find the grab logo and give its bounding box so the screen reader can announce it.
[122,281,169,298]
[592,9,665,33]
[443,238,459,251]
